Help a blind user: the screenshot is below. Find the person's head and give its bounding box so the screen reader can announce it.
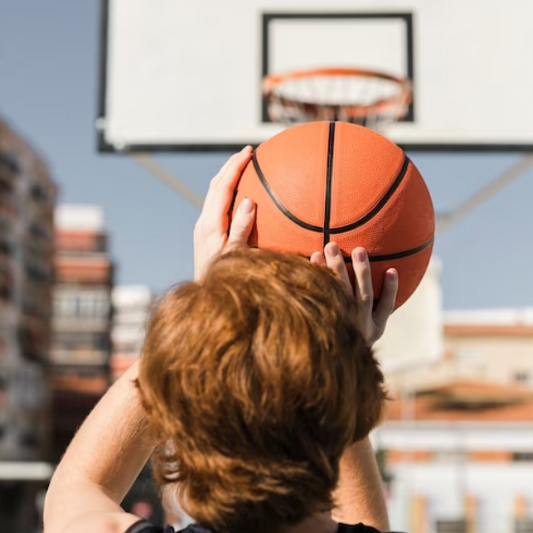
[137,248,386,533]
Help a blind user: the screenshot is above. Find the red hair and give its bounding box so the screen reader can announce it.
[137,249,386,533]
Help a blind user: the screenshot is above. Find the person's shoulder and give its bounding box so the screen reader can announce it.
[338,522,407,533]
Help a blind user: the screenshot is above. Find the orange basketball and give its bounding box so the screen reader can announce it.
[233,121,435,308]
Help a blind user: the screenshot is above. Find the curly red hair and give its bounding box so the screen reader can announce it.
[137,249,386,533]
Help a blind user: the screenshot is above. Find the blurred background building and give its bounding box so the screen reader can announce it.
[109,285,171,526]
[375,292,533,533]
[110,285,152,381]
[377,381,533,533]
[50,204,114,461]
[0,114,56,530]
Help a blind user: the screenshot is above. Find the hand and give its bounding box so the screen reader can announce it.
[311,243,398,346]
[194,146,256,280]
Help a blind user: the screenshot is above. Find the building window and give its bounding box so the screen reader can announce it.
[435,519,468,533]
[53,331,109,352]
[513,452,533,462]
[514,371,529,383]
[0,152,20,174]
[54,290,110,319]
[516,519,533,533]
[54,292,77,317]
[78,292,109,318]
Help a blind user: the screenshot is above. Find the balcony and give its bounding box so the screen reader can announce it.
[55,231,108,254]
[55,256,112,285]
[49,348,108,366]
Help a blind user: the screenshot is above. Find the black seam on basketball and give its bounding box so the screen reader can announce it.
[252,152,323,232]
[340,236,434,263]
[323,122,336,246]
[329,154,411,234]
[227,188,239,237]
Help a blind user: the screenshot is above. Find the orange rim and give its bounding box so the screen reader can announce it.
[263,67,412,118]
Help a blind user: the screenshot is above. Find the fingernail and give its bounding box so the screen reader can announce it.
[355,248,366,261]
[388,269,398,280]
[240,145,252,153]
[239,197,253,213]
[327,242,340,257]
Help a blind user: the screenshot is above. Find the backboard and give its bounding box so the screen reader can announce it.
[98,0,533,152]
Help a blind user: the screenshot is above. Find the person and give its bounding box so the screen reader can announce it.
[43,146,399,533]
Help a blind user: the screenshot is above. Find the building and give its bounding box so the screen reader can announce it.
[384,308,533,398]
[375,304,533,533]
[50,205,113,461]
[368,257,533,533]
[110,285,152,381]
[0,115,56,460]
[374,257,443,376]
[0,115,57,531]
[109,285,176,525]
[444,308,533,386]
[375,380,533,533]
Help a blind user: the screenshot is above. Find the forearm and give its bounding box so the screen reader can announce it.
[332,437,390,531]
[44,361,154,530]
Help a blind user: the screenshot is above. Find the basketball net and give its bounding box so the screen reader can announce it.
[263,67,412,133]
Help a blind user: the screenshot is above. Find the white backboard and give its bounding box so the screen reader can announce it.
[98,0,533,152]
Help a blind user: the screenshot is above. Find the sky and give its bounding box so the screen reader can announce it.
[0,0,532,310]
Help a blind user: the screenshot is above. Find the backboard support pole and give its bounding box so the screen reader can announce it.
[130,153,204,210]
[436,155,533,235]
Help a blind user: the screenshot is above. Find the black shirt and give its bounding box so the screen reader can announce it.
[124,520,397,533]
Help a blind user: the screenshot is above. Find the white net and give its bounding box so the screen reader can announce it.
[263,68,411,133]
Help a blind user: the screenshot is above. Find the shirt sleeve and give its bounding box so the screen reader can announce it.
[337,522,406,533]
[124,519,176,533]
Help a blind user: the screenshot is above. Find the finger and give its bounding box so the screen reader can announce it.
[212,146,253,197]
[209,148,253,227]
[310,251,325,265]
[226,198,256,249]
[352,247,373,310]
[373,268,399,327]
[324,242,351,291]
[212,146,252,187]
[202,146,253,223]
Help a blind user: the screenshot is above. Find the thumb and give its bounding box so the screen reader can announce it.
[226,198,256,249]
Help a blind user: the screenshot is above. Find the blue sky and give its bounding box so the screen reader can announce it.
[1,0,532,309]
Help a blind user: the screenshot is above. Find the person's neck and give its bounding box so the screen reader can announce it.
[278,512,338,533]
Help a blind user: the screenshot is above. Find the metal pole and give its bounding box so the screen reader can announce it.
[130,153,204,210]
[437,154,533,235]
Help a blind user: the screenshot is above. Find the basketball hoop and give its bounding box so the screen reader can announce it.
[263,67,411,133]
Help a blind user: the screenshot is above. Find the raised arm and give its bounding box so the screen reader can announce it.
[311,243,398,531]
[43,361,150,533]
[332,438,390,530]
[44,147,256,533]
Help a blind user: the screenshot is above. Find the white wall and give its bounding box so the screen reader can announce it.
[375,256,443,372]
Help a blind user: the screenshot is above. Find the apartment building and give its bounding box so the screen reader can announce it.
[0,115,56,532]
[110,285,152,381]
[50,205,113,460]
[0,115,56,461]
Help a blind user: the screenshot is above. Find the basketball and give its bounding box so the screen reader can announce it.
[232,121,435,308]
